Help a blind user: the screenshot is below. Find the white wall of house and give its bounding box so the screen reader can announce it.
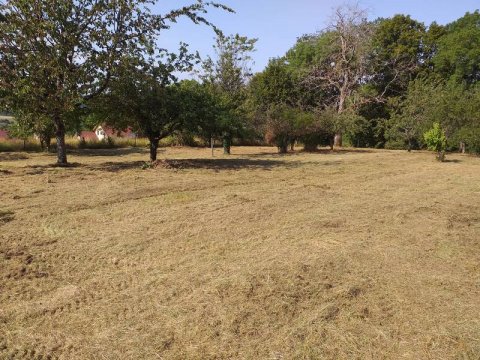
[95,126,107,140]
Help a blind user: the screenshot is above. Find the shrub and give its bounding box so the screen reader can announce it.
[424,123,447,161]
[264,104,297,153]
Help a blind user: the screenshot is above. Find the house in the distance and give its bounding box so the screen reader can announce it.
[78,125,136,141]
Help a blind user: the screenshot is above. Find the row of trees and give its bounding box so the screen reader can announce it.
[1,2,480,165]
[0,0,246,164]
[247,6,480,155]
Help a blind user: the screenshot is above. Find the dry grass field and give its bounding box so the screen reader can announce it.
[1,146,479,359]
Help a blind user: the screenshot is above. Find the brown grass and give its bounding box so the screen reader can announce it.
[1,146,479,359]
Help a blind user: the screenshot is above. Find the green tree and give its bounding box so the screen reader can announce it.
[7,113,34,150]
[248,59,297,109]
[0,0,231,165]
[177,79,228,154]
[424,122,447,161]
[94,60,189,162]
[433,11,480,83]
[201,33,257,154]
[370,15,427,97]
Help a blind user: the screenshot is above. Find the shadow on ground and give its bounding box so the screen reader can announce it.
[247,148,375,158]
[0,153,30,161]
[88,158,299,172]
[69,147,150,157]
[89,156,345,172]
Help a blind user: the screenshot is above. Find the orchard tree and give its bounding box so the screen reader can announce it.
[93,56,193,162]
[7,115,33,150]
[201,33,257,154]
[0,0,232,165]
[178,80,223,153]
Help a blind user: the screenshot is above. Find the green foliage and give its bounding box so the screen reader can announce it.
[424,123,447,161]
[248,59,297,108]
[264,104,298,153]
[200,33,257,153]
[202,33,257,100]
[94,59,201,160]
[433,11,480,83]
[7,118,33,142]
[370,15,426,95]
[385,78,479,151]
[452,127,480,154]
[0,0,232,164]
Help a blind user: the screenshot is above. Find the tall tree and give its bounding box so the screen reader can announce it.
[0,0,231,165]
[432,11,480,84]
[370,15,427,97]
[201,33,257,154]
[303,4,373,146]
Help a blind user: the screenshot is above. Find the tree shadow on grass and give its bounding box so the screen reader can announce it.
[0,153,30,161]
[170,158,292,171]
[88,161,146,172]
[247,147,375,158]
[69,147,150,157]
[87,158,300,173]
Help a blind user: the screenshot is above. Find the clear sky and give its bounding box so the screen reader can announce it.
[153,0,480,75]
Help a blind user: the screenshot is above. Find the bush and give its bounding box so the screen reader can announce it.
[424,123,447,161]
[384,139,407,150]
[264,104,297,153]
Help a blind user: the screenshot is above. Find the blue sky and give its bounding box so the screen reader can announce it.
[153,0,480,74]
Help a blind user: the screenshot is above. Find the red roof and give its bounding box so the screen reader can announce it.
[78,131,97,140]
[0,129,9,139]
[96,126,135,138]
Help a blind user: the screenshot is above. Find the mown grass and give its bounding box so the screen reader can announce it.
[0,146,479,359]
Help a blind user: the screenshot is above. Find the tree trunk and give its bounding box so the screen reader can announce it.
[335,90,346,148]
[278,138,288,154]
[334,133,342,147]
[40,134,51,152]
[223,134,231,155]
[329,138,334,151]
[437,151,446,162]
[45,137,51,152]
[55,119,68,166]
[290,138,295,151]
[460,141,466,154]
[149,138,159,162]
[211,136,214,157]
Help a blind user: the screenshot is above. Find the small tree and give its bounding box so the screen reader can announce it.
[95,61,186,162]
[424,122,447,161]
